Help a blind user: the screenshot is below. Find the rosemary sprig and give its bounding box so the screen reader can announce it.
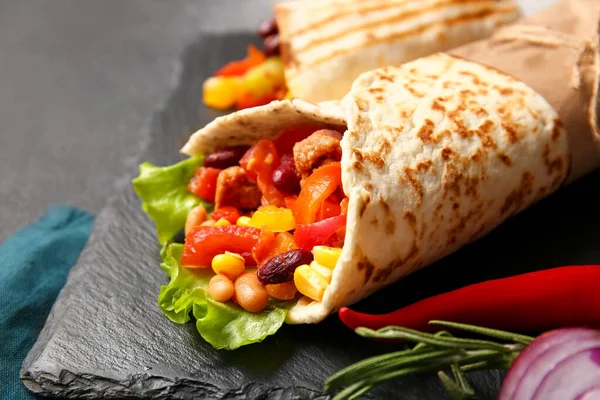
[324,321,534,400]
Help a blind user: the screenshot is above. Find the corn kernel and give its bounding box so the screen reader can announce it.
[236,216,252,227]
[312,246,342,269]
[294,264,328,302]
[214,218,231,226]
[212,251,245,279]
[310,261,333,283]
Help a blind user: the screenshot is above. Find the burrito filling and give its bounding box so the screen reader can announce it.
[133,123,347,349]
[183,125,347,309]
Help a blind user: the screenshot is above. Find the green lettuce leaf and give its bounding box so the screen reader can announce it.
[132,157,212,244]
[158,243,292,350]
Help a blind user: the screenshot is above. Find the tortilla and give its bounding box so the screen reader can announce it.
[275,0,521,103]
[182,0,600,325]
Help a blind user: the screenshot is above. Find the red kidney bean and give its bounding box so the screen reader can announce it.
[263,34,280,57]
[272,154,301,194]
[257,249,313,285]
[204,146,250,169]
[257,17,278,38]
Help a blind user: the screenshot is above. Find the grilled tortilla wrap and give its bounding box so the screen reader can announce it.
[181,0,600,325]
[275,0,521,102]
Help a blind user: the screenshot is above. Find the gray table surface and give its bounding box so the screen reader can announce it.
[0,0,552,242]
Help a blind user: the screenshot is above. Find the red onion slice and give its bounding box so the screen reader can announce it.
[511,335,600,400]
[577,388,600,400]
[532,348,600,400]
[500,328,600,400]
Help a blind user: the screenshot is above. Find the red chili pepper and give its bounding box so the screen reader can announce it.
[180,225,261,267]
[339,265,600,335]
[210,206,241,224]
[187,167,221,203]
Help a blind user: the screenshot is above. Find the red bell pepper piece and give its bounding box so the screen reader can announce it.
[239,140,285,206]
[339,265,600,335]
[293,162,342,224]
[294,214,347,250]
[210,206,241,224]
[318,198,342,221]
[273,125,321,155]
[181,225,261,267]
[187,167,221,203]
[215,45,266,77]
[236,92,277,110]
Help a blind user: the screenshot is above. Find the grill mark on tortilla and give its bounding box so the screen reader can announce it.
[551,118,563,142]
[353,161,364,171]
[404,83,425,98]
[305,8,513,67]
[368,87,385,94]
[289,0,515,49]
[502,121,520,143]
[475,120,497,148]
[441,147,455,160]
[442,162,463,198]
[416,159,433,172]
[403,167,424,202]
[542,143,564,176]
[446,203,483,246]
[357,256,375,284]
[417,119,436,142]
[464,176,479,198]
[374,241,419,283]
[500,172,535,216]
[497,153,512,166]
[363,151,385,168]
[432,98,446,112]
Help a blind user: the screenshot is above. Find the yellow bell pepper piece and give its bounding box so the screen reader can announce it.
[203,76,242,110]
[294,264,328,302]
[243,57,285,98]
[310,261,333,283]
[236,216,252,227]
[250,205,296,232]
[312,246,342,270]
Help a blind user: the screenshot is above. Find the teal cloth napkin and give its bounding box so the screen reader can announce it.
[0,206,95,400]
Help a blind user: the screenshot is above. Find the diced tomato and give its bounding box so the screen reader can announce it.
[292,162,342,224]
[294,215,347,250]
[274,125,322,155]
[236,92,277,110]
[239,140,286,206]
[340,197,349,215]
[187,167,221,203]
[318,198,342,221]
[181,225,262,267]
[210,206,241,224]
[251,226,276,265]
[215,45,266,77]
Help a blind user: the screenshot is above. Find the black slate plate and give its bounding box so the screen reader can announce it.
[21,32,600,400]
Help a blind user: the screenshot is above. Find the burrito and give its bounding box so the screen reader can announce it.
[202,0,520,110]
[276,0,521,102]
[133,0,600,349]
